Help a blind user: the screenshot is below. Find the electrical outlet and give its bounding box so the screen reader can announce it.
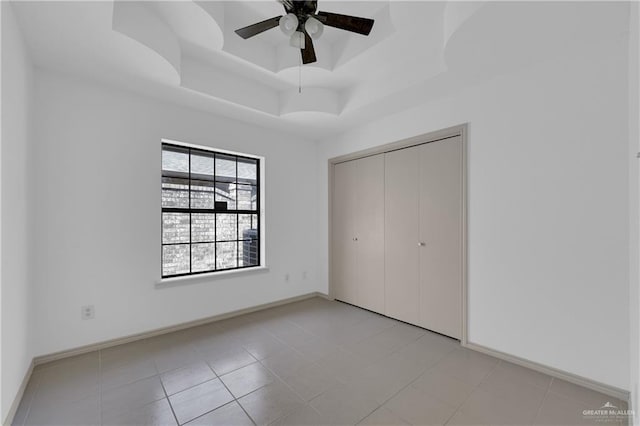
[303,271,307,280]
[81,305,95,320]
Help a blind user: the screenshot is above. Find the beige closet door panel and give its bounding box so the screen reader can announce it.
[355,154,385,314]
[332,161,358,304]
[419,137,462,339]
[385,146,420,324]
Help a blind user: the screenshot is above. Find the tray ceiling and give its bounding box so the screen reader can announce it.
[11,1,629,139]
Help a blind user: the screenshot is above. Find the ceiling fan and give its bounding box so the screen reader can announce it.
[234,0,375,65]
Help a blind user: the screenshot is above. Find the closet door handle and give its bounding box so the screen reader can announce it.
[418,242,426,247]
[353,237,358,241]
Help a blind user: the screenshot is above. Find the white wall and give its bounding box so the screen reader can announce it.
[317,36,631,389]
[31,70,319,356]
[1,2,4,417]
[629,0,640,419]
[5,0,634,414]
[1,1,34,421]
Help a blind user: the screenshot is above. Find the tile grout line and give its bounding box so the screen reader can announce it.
[26,299,615,426]
[244,305,362,422]
[200,347,259,377]
[159,356,232,426]
[145,359,180,425]
[256,357,324,419]
[257,312,359,421]
[382,343,458,404]
[261,306,458,424]
[197,350,258,426]
[158,370,180,425]
[156,336,303,424]
[390,350,458,416]
[531,376,555,425]
[220,360,320,425]
[338,326,428,363]
[286,304,376,343]
[341,345,459,425]
[334,320,400,350]
[441,356,503,425]
[215,370,258,426]
[181,400,241,425]
[23,303,417,425]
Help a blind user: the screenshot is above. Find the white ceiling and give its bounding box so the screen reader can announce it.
[11,1,630,139]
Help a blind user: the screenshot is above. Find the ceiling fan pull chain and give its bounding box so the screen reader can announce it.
[299,53,302,94]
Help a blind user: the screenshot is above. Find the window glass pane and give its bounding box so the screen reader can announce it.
[192,214,214,242]
[238,158,257,184]
[162,148,189,173]
[163,244,190,276]
[162,213,190,244]
[238,214,254,239]
[237,185,257,210]
[216,214,237,241]
[191,180,215,209]
[216,241,237,270]
[215,182,236,210]
[240,238,259,267]
[192,243,215,272]
[162,177,189,208]
[215,154,236,183]
[191,152,214,177]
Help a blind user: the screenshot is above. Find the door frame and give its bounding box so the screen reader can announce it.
[328,123,469,344]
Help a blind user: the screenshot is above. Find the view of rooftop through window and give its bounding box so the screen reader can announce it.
[161,143,260,278]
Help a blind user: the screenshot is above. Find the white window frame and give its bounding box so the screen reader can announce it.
[158,138,266,284]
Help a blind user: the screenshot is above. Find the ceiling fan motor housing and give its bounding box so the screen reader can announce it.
[292,1,318,15]
[289,0,318,30]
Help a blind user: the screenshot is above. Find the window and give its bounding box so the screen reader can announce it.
[161,142,261,278]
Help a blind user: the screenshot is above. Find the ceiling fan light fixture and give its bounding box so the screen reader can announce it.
[290,31,305,49]
[279,13,299,36]
[304,16,324,40]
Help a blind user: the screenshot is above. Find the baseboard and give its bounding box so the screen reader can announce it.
[6,292,328,424]
[463,341,630,403]
[316,292,334,301]
[33,291,327,366]
[8,296,630,424]
[3,359,35,426]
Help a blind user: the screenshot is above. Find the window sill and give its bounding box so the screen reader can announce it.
[155,266,269,289]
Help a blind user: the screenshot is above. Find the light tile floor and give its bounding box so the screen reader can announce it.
[13,297,629,425]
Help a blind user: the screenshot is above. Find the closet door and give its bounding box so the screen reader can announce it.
[332,160,358,305]
[419,137,463,339]
[355,155,385,314]
[384,146,420,324]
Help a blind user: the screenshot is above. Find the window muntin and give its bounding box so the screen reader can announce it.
[161,143,260,278]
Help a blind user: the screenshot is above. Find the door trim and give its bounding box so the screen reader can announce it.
[328,123,468,344]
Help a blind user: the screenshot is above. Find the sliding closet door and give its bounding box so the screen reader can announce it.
[355,155,385,314]
[332,132,464,338]
[332,160,358,305]
[385,146,420,324]
[419,137,463,338]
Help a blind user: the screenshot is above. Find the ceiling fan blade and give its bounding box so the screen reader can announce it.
[316,11,374,35]
[279,0,294,13]
[235,16,282,39]
[301,32,317,64]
